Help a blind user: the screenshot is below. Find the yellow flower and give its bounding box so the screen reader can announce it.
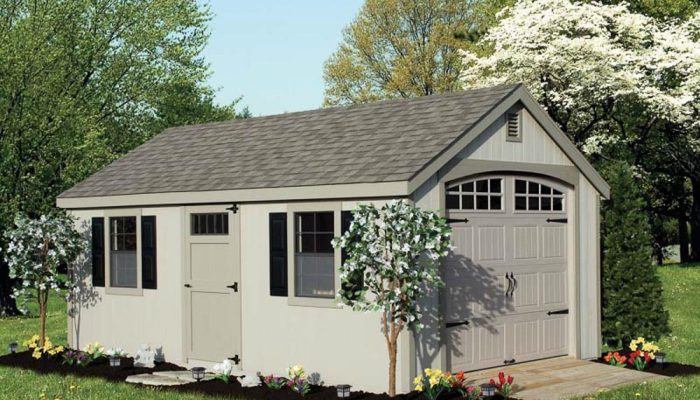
[32,350,42,359]
[429,376,440,387]
[414,383,423,392]
[635,393,641,397]
[69,384,77,391]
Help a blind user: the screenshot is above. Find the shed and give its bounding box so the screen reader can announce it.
[57,83,608,393]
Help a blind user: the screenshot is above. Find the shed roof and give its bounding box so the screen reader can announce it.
[59,84,520,199]
[58,83,610,205]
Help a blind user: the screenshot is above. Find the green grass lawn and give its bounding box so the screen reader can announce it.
[1,264,699,399]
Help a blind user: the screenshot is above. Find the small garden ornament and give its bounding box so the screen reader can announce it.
[238,374,261,387]
[333,200,451,397]
[3,212,85,347]
[213,359,235,383]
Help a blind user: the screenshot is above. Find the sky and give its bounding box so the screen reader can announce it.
[202,1,365,117]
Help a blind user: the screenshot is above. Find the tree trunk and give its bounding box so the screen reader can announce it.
[0,260,20,316]
[691,179,700,261]
[387,336,397,397]
[679,215,690,263]
[38,288,47,347]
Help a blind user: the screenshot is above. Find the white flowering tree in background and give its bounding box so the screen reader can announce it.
[332,200,451,397]
[2,212,85,346]
[460,0,700,260]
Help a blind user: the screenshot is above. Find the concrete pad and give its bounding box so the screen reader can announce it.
[127,370,216,386]
[461,357,666,400]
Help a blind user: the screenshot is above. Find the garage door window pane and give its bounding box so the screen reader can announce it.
[446,177,503,211]
[514,179,565,212]
[110,217,137,288]
[295,212,335,298]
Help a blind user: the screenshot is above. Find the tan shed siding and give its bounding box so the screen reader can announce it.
[411,176,446,372]
[68,207,185,362]
[239,202,410,394]
[577,176,602,359]
[460,109,574,166]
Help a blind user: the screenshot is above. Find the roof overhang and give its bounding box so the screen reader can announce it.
[407,85,610,199]
[56,181,410,209]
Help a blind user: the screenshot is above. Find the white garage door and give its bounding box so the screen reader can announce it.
[444,175,570,372]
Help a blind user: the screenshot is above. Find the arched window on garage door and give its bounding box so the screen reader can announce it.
[445,177,504,211]
[514,178,565,212]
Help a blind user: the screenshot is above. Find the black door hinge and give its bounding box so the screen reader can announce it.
[227,204,239,214]
[226,282,239,292]
[447,218,469,224]
[546,218,568,223]
[229,354,241,365]
[547,309,569,315]
[184,284,191,288]
[503,358,516,364]
[446,320,469,328]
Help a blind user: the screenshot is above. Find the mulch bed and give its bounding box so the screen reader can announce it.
[0,350,185,381]
[0,350,513,399]
[594,350,700,377]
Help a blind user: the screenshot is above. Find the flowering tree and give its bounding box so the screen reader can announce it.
[332,200,452,397]
[459,0,700,259]
[2,212,85,346]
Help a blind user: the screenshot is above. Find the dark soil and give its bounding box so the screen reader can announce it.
[0,350,513,400]
[594,350,700,377]
[0,350,185,381]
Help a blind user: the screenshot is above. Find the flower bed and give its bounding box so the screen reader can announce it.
[0,351,518,399]
[594,350,700,377]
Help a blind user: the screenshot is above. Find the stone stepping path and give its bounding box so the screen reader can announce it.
[126,370,215,386]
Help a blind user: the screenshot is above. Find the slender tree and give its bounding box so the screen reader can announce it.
[332,200,452,397]
[2,212,85,346]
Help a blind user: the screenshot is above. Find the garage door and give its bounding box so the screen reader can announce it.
[444,175,570,372]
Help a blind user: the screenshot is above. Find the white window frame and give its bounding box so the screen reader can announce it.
[445,176,505,213]
[104,208,143,296]
[287,202,342,308]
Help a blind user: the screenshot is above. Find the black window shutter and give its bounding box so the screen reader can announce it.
[269,213,288,296]
[141,216,157,289]
[91,217,105,287]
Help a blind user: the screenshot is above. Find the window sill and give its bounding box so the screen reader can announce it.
[105,287,143,296]
[287,295,340,309]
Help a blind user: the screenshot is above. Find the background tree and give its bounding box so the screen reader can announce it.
[601,163,670,345]
[0,0,247,315]
[2,212,85,346]
[332,200,452,397]
[323,0,488,106]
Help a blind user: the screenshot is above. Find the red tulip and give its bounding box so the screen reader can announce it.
[507,375,514,384]
[499,371,506,385]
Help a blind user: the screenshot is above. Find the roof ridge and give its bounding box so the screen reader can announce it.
[162,84,520,133]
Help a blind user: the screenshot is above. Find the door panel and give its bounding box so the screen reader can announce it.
[445,175,570,372]
[184,206,241,363]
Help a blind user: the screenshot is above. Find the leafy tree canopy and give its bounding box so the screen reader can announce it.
[0,0,247,315]
[323,0,499,106]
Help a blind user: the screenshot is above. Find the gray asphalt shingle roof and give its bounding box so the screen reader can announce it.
[59,84,519,198]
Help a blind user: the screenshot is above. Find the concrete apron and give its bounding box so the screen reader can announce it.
[462,356,666,400]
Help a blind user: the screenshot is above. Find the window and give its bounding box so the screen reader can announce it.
[506,112,522,142]
[191,213,229,235]
[446,178,503,211]
[294,212,334,298]
[514,179,565,212]
[110,217,137,288]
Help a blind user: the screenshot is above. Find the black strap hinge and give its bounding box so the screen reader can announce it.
[546,218,568,223]
[226,282,239,292]
[446,320,469,328]
[229,354,241,365]
[227,204,239,213]
[447,218,469,224]
[547,309,569,315]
